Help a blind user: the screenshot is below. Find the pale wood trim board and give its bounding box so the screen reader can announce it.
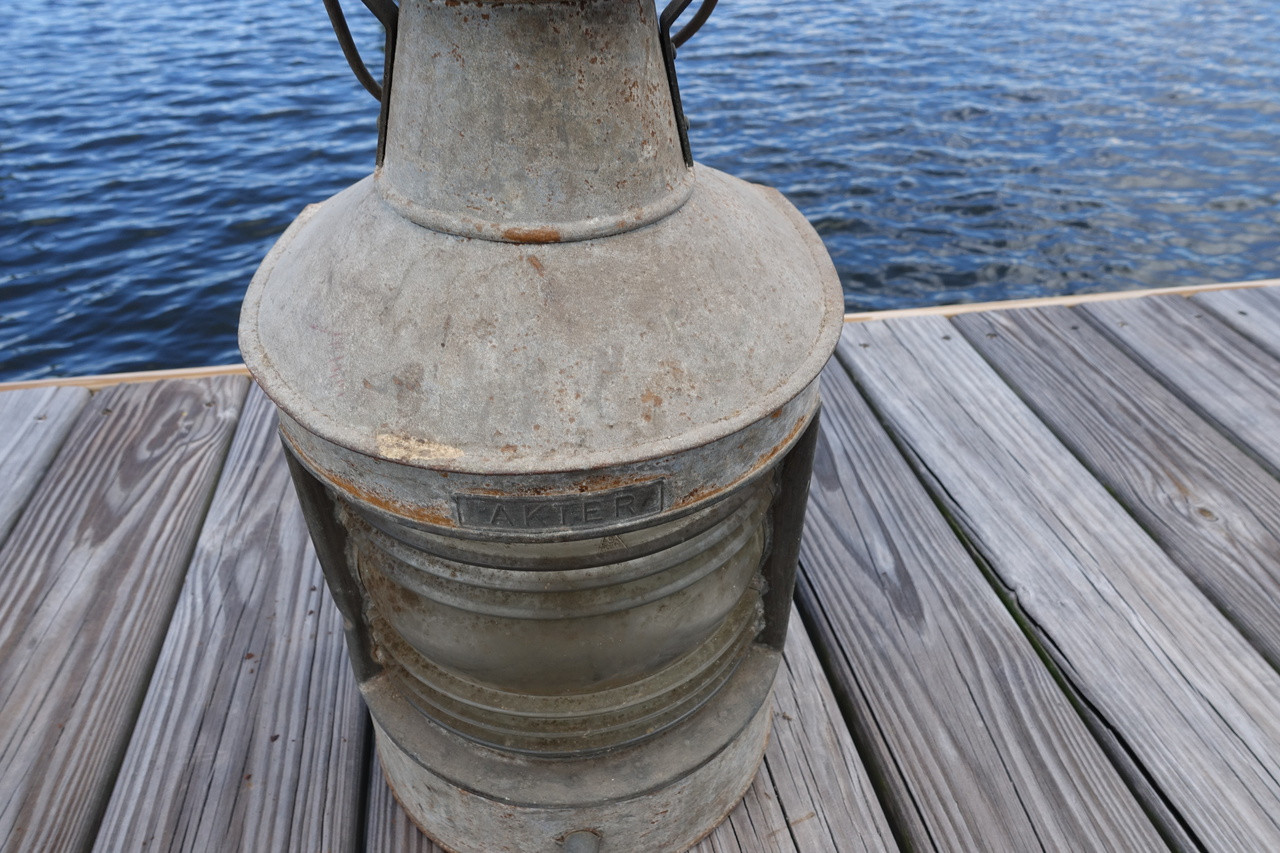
[843,277,1280,323]
[0,364,251,392]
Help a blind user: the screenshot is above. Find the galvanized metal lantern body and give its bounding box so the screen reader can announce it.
[239,0,842,850]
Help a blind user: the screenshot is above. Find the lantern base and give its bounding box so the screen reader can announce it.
[366,646,779,853]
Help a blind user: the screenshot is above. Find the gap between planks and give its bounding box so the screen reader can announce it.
[0,376,249,852]
[1081,293,1280,482]
[954,304,1280,673]
[840,315,1280,850]
[94,385,369,852]
[795,359,1163,852]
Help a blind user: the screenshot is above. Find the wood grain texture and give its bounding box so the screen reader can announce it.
[94,385,369,853]
[796,360,1161,852]
[1082,294,1280,475]
[694,608,898,853]
[956,306,1280,669]
[0,377,247,853]
[841,317,1280,850]
[757,608,896,853]
[366,608,894,853]
[0,385,89,548]
[1193,284,1280,360]
[692,765,797,853]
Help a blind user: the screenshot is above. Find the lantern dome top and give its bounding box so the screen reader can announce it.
[239,165,842,475]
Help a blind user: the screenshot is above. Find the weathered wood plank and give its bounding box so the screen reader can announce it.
[693,606,898,853]
[956,306,1280,669]
[841,317,1280,850]
[0,385,90,547]
[366,607,894,853]
[692,766,796,853]
[94,385,369,852]
[1082,294,1280,475]
[1193,284,1280,360]
[796,360,1162,851]
[0,377,248,852]
[757,611,896,853]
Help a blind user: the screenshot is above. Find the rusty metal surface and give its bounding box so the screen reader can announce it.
[276,378,818,541]
[287,427,790,847]
[242,0,844,848]
[380,0,690,242]
[659,0,719,165]
[368,652,776,852]
[241,169,839,477]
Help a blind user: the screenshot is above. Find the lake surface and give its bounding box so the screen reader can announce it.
[3,0,1279,380]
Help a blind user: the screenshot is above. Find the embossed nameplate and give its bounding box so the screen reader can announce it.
[455,481,665,531]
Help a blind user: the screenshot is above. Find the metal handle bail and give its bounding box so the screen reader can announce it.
[324,0,716,169]
[322,0,399,163]
[659,0,719,166]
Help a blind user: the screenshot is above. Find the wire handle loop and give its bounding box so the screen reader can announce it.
[322,0,399,102]
[669,0,719,48]
[659,0,719,166]
[322,0,398,163]
[322,0,715,167]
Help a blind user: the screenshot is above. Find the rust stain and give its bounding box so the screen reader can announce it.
[640,391,663,407]
[576,472,659,493]
[283,435,458,528]
[474,483,565,497]
[673,414,810,512]
[465,486,509,497]
[363,559,419,614]
[460,473,659,500]
[679,483,717,506]
[391,366,423,396]
[526,255,545,274]
[341,470,454,529]
[502,226,562,244]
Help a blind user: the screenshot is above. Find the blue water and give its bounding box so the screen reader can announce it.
[3,0,1279,380]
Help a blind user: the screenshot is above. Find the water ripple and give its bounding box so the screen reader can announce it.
[2,0,1280,379]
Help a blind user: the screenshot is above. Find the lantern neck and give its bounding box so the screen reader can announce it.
[377,0,693,244]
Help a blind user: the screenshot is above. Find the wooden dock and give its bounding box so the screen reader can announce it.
[2,279,1280,851]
